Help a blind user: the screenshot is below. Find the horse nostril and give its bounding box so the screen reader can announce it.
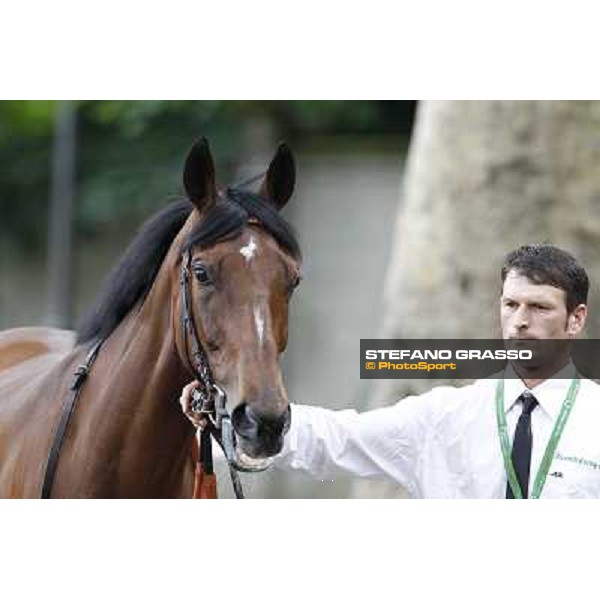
[232,403,290,440]
[247,404,290,436]
[231,404,259,440]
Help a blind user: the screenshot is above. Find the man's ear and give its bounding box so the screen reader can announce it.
[183,137,217,213]
[259,142,295,210]
[567,304,587,337]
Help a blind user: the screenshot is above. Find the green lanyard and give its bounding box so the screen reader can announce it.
[495,376,580,499]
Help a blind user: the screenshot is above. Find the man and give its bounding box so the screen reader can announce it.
[181,244,600,498]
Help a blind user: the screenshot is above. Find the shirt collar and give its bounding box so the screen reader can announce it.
[502,361,577,419]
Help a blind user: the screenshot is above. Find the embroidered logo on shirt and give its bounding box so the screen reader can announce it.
[554,452,600,471]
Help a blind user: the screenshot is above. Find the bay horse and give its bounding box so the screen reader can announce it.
[0,138,302,498]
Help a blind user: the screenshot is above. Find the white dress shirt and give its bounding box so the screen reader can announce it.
[276,368,600,498]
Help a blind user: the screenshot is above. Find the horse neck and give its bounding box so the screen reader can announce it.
[73,232,196,497]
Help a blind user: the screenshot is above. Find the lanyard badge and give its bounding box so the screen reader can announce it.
[495,376,580,499]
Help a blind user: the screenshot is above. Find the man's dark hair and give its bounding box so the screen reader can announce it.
[501,244,589,312]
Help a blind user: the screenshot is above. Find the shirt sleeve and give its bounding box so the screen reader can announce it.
[275,389,440,493]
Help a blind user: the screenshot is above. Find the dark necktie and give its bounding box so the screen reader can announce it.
[506,391,539,499]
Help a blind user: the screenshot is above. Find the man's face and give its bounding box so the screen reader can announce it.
[500,270,587,340]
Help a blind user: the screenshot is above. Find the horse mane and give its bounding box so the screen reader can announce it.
[76,199,193,344]
[77,188,301,345]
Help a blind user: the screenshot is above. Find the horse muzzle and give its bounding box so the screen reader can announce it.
[230,403,291,465]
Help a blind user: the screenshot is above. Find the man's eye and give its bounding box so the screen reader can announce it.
[193,264,213,286]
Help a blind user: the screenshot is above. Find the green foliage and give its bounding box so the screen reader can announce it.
[0,100,56,136]
[0,100,415,249]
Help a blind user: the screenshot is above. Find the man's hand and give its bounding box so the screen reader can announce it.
[179,380,209,429]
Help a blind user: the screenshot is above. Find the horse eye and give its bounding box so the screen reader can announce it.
[193,263,213,286]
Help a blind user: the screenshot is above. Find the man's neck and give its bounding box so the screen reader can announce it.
[512,355,571,390]
[523,376,549,390]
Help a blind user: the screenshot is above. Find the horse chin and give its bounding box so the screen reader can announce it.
[234,443,274,472]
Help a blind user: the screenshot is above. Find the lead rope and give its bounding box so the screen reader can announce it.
[194,421,245,500]
[192,428,217,499]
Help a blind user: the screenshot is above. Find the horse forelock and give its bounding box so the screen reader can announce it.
[183,188,301,262]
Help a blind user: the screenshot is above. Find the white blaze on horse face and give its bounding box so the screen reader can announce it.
[240,236,258,263]
[254,305,265,345]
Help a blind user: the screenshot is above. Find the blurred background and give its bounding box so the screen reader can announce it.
[3,100,600,498]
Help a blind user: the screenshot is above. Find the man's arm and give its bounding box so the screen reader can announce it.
[180,381,450,495]
[275,392,436,494]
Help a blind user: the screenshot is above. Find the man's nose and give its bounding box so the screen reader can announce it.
[515,307,529,329]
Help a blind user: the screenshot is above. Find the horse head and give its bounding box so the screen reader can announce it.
[175,138,301,470]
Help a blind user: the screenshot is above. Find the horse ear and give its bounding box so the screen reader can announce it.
[259,142,296,210]
[183,137,217,212]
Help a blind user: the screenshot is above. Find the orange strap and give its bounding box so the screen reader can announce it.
[193,463,218,499]
[191,432,218,499]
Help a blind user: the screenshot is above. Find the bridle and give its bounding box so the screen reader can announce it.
[179,248,272,499]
